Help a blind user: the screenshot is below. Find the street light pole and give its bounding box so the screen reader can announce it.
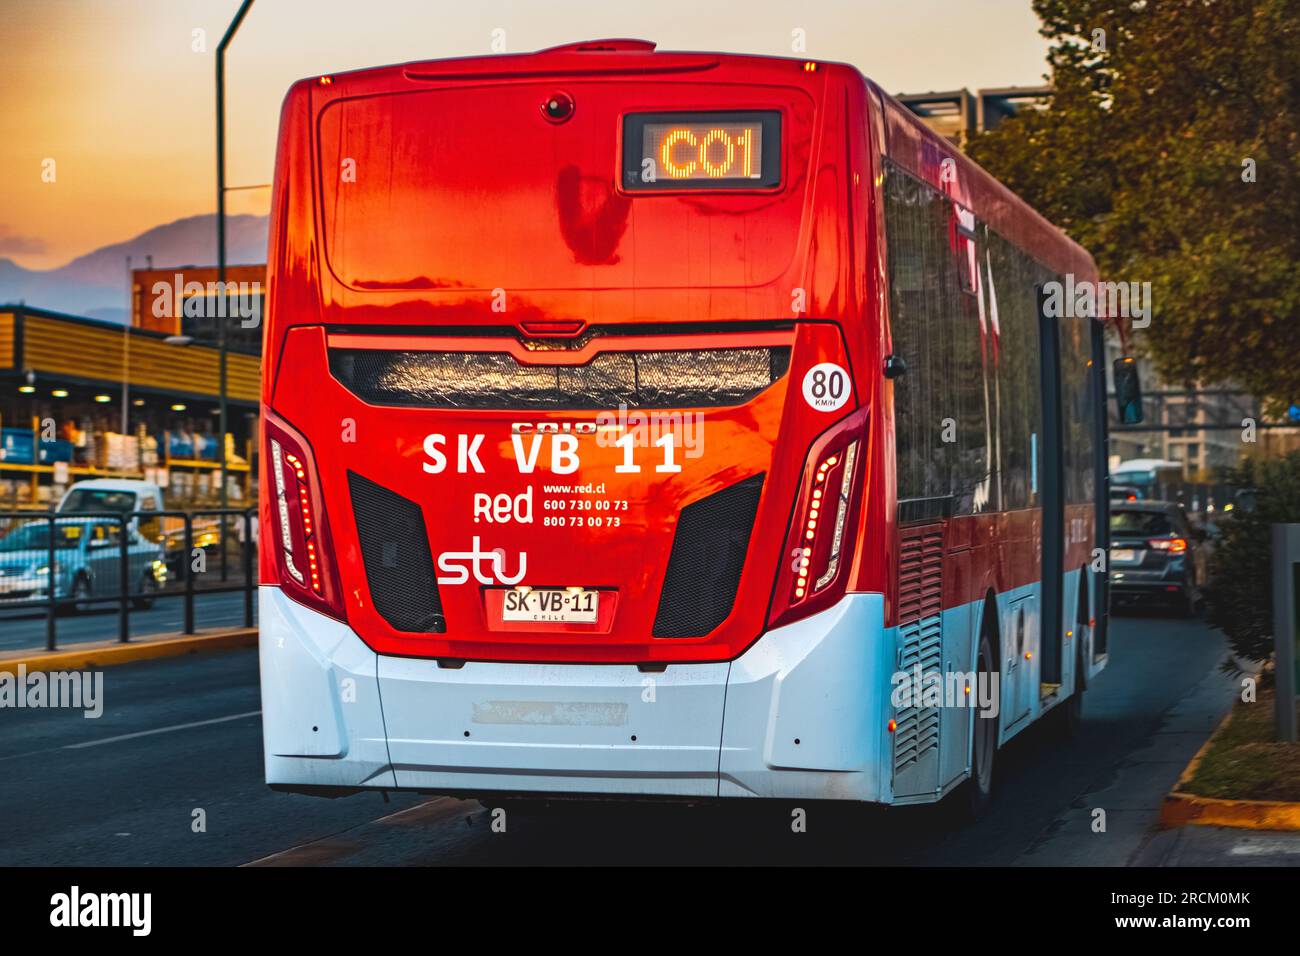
[216,0,254,512]
[122,255,131,435]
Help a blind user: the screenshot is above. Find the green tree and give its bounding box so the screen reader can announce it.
[1203,451,1300,670]
[966,0,1300,415]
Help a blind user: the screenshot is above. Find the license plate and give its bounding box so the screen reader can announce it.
[501,588,599,623]
[1111,548,1138,564]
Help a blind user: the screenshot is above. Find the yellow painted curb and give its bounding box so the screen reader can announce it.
[1161,792,1300,830]
[1160,710,1300,831]
[0,629,258,675]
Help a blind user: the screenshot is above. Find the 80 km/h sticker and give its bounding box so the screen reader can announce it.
[802,363,850,413]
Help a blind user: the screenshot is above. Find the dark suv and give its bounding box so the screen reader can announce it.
[1109,501,1206,616]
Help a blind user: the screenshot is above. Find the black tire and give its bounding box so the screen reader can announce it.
[957,629,998,821]
[68,574,93,614]
[132,570,157,610]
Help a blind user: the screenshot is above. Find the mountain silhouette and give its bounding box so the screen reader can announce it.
[0,213,268,322]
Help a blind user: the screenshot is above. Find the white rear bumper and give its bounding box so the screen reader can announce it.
[259,586,893,802]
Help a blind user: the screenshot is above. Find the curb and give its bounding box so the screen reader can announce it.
[1160,710,1300,832]
[0,629,258,675]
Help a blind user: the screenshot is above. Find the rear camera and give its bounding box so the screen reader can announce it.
[542,91,575,123]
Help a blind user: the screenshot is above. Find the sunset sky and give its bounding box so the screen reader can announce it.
[0,0,1050,271]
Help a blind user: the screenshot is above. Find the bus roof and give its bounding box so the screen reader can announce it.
[267,41,1102,345]
[290,40,1096,284]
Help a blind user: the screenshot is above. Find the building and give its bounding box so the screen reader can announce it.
[0,305,259,510]
[1160,389,1259,478]
[896,86,1052,146]
[131,264,265,355]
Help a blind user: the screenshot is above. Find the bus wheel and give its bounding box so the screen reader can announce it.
[959,630,998,821]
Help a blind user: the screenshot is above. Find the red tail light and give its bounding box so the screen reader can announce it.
[769,409,868,629]
[1147,537,1188,554]
[264,412,345,621]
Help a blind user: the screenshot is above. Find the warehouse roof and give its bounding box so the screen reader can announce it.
[0,305,258,406]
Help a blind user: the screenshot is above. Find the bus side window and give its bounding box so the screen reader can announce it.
[883,161,988,516]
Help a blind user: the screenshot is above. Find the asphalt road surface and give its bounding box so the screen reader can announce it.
[0,590,254,652]
[0,609,1266,866]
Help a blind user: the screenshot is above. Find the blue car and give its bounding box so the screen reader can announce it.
[0,518,167,611]
[1108,501,1207,616]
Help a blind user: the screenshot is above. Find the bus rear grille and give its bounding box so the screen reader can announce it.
[329,347,790,410]
[652,474,764,638]
[893,525,944,776]
[348,471,446,633]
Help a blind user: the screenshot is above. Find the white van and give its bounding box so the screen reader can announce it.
[57,479,165,516]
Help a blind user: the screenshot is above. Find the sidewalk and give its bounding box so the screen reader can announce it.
[1014,655,1237,866]
[1139,670,1300,864]
[1134,824,1300,865]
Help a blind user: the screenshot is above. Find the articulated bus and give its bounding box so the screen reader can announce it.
[259,39,1128,816]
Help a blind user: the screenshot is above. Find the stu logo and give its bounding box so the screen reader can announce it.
[437,537,527,585]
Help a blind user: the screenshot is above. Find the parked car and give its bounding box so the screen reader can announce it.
[1108,501,1207,616]
[0,517,167,611]
[59,477,190,564]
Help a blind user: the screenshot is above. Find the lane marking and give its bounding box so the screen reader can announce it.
[62,710,262,750]
[243,838,369,867]
[243,798,479,866]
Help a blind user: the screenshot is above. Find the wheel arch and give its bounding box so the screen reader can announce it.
[979,586,1002,677]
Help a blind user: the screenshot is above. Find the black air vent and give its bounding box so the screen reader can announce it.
[329,347,790,410]
[348,472,445,633]
[652,474,764,638]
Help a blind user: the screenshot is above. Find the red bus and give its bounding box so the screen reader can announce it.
[259,39,1127,815]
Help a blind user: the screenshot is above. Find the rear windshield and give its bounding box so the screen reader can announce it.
[1110,510,1175,536]
[60,490,136,514]
[316,84,809,292]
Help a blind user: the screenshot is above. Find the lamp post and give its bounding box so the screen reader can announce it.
[216,0,255,514]
[122,255,131,435]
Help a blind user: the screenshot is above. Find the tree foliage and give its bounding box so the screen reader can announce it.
[966,0,1300,415]
[1203,451,1300,668]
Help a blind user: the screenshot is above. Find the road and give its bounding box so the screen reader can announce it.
[0,609,1270,866]
[0,590,253,652]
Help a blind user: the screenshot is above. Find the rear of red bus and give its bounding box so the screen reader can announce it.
[258,40,898,802]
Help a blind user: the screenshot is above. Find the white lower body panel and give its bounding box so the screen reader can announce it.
[259,586,892,802]
[380,648,729,797]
